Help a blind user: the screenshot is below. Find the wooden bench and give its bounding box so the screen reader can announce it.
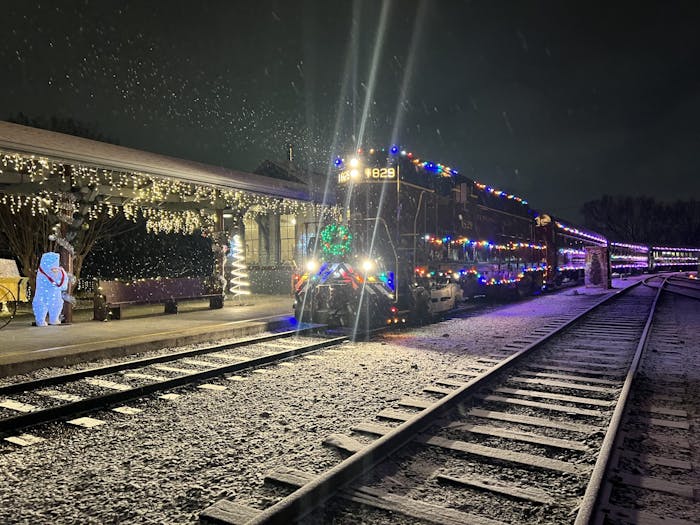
[93,277,224,321]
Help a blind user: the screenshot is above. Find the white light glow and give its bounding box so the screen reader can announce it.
[306,260,319,273]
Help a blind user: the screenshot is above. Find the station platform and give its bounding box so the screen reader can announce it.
[0,295,296,378]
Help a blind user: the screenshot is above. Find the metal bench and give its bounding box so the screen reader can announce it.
[93,277,224,321]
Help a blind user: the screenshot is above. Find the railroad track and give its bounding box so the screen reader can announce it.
[0,325,344,442]
[201,278,674,524]
[592,279,699,525]
[653,273,700,300]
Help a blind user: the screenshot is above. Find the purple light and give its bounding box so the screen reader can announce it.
[653,246,700,252]
[611,242,649,253]
[611,263,649,269]
[555,221,607,245]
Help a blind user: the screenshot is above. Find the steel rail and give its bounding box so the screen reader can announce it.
[244,282,642,525]
[664,285,700,300]
[0,335,346,435]
[643,273,700,300]
[573,276,667,524]
[667,275,700,288]
[0,326,320,396]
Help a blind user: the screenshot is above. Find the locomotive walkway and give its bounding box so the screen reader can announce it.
[0,295,295,377]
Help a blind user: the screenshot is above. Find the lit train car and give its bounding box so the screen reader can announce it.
[650,246,700,272]
[534,215,609,288]
[293,147,547,328]
[420,181,546,301]
[609,242,650,275]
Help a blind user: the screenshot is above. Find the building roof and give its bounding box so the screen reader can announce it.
[0,120,309,201]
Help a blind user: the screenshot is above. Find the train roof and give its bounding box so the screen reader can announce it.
[547,215,608,245]
[337,146,532,210]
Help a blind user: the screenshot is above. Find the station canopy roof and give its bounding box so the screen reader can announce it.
[0,120,319,234]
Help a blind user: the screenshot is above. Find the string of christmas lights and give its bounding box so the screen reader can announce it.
[610,242,649,252]
[228,234,250,300]
[425,235,545,250]
[415,262,547,286]
[1,150,332,235]
[334,146,530,205]
[555,221,608,245]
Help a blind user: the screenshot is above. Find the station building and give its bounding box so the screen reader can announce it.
[0,120,333,318]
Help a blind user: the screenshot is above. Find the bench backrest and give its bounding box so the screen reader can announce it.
[97,277,215,303]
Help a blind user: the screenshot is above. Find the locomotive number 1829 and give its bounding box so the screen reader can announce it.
[364,167,396,179]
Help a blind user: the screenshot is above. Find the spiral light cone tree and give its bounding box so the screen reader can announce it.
[228,234,250,303]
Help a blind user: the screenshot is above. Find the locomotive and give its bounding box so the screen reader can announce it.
[292,147,699,330]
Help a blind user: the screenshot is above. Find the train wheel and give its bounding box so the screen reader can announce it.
[338,302,356,328]
[294,294,312,324]
[517,274,533,298]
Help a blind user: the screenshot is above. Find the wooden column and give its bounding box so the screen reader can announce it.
[214,210,227,293]
[59,193,74,324]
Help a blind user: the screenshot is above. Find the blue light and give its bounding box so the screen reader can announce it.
[334,157,343,167]
[389,145,399,155]
[380,271,396,291]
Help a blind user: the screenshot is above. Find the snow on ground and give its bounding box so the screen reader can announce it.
[1,278,687,524]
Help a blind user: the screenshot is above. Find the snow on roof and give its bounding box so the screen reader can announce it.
[0,120,309,201]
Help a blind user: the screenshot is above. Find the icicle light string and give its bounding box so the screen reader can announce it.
[1,150,335,235]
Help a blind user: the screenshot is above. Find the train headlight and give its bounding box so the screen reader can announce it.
[361,259,374,273]
[306,260,319,273]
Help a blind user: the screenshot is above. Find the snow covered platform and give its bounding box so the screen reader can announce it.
[0,295,297,377]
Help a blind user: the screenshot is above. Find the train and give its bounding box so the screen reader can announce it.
[292,147,700,329]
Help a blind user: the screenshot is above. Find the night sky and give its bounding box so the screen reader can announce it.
[1,0,699,222]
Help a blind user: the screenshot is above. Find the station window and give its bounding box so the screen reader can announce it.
[280,215,297,263]
[243,216,260,264]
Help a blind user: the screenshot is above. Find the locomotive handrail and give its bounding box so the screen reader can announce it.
[354,217,400,305]
[412,189,431,277]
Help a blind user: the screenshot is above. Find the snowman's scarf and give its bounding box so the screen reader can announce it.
[39,266,66,288]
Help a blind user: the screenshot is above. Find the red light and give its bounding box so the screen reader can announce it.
[390,306,398,313]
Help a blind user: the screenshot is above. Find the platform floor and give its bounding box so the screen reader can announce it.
[0,295,296,377]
